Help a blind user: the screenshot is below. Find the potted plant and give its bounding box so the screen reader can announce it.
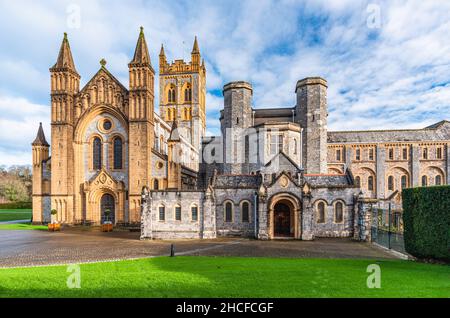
[101,209,113,232]
[48,209,61,231]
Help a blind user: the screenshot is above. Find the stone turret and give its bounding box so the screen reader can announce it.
[221,81,253,174]
[31,123,50,224]
[295,77,328,174]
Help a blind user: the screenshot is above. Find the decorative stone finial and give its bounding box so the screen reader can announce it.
[100,58,107,67]
[140,26,144,34]
[64,32,68,40]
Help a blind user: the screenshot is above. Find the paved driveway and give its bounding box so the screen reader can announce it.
[0,227,397,267]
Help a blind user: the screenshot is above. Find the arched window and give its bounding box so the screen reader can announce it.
[93,137,102,169]
[317,202,325,223]
[334,202,343,223]
[225,201,233,222]
[168,87,176,103]
[154,179,159,190]
[184,87,192,102]
[293,139,297,155]
[422,147,428,159]
[435,175,442,185]
[355,176,361,187]
[388,176,394,191]
[242,201,250,222]
[158,205,165,221]
[191,205,198,221]
[113,137,123,169]
[401,175,407,189]
[175,205,181,221]
[368,176,374,191]
[421,175,428,186]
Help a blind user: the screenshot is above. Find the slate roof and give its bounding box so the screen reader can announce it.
[304,174,353,187]
[32,123,49,147]
[214,175,261,188]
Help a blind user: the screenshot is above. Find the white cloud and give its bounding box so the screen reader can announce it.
[0,0,449,166]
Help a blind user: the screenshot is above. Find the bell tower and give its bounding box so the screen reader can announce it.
[128,27,155,223]
[159,36,206,153]
[49,32,80,223]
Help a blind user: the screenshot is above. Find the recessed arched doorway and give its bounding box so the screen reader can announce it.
[100,193,115,224]
[269,194,301,239]
[274,202,292,237]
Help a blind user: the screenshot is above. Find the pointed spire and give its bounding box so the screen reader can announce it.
[32,123,49,147]
[159,44,166,57]
[192,36,200,54]
[130,26,151,66]
[52,32,77,72]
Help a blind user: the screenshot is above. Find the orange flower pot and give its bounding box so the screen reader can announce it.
[101,223,113,232]
[48,223,54,231]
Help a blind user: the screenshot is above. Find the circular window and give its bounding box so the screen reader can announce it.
[103,119,112,131]
[156,161,164,169]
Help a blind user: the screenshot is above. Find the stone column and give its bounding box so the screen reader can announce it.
[353,198,373,242]
[301,197,314,240]
[345,145,352,168]
[257,197,269,240]
[447,145,450,185]
[376,146,386,199]
[411,144,420,187]
[140,187,152,240]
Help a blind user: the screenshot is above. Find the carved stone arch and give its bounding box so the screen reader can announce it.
[74,105,128,143]
[268,193,301,239]
[328,167,344,175]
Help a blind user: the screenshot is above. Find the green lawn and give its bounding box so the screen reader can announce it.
[0,257,448,298]
[0,222,47,231]
[0,209,32,222]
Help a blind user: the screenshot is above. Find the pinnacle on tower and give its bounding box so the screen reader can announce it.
[32,122,49,147]
[192,36,200,54]
[51,32,77,72]
[130,26,151,66]
[159,44,166,57]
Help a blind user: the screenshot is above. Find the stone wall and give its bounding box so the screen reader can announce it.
[310,187,357,238]
[141,188,215,239]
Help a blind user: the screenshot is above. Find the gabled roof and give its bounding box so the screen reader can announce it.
[32,123,49,147]
[78,64,128,96]
[425,120,450,129]
[263,151,302,173]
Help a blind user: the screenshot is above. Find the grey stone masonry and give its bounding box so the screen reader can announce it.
[411,144,420,187]
[141,188,215,239]
[296,77,328,174]
[376,146,386,199]
[447,145,450,185]
[221,81,253,175]
[353,197,373,242]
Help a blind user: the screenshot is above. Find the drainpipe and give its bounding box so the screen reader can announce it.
[253,191,258,239]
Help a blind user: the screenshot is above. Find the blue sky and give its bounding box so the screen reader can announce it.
[0,0,449,166]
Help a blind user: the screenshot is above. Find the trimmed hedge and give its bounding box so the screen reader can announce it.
[0,201,32,209]
[403,186,450,261]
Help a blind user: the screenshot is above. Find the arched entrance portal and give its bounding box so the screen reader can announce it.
[274,202,292,237]
[269,194,301,239]
[101,193,115,224]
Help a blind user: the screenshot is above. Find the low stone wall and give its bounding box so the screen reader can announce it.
[140,188,216,240]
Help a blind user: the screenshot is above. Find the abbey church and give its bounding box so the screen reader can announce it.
[32,28,450,240]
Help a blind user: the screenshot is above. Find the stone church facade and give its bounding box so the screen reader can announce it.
[32,29,450,240]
